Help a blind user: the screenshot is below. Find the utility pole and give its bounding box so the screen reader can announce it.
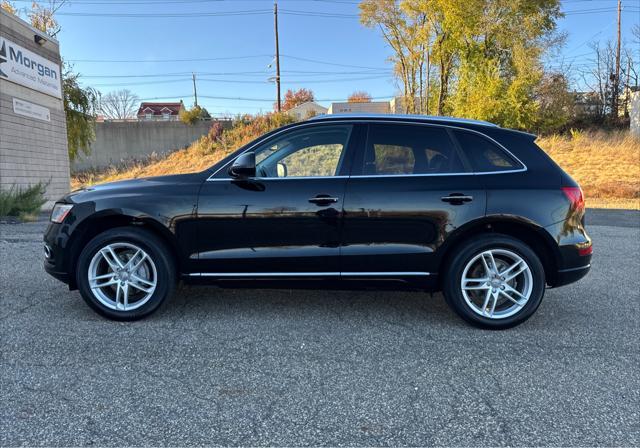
[192,72,198,107]
[613,0,622,118]
[274,1,281,112]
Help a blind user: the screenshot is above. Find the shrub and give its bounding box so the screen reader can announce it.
[0,183,47,220]
[179,105,210,125]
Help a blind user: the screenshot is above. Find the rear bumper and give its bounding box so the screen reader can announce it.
[543,218,592,288]
[551,263,591,288]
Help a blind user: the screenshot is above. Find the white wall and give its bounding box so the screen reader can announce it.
[630,91,640,138]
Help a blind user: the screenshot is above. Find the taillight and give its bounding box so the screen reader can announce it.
[578,245,593,256]
[562,186,585,212]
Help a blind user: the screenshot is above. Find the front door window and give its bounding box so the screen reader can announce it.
[253,125,352,178]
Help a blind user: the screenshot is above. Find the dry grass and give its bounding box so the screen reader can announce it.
[71,145,226,190]
[72,128,640,210]
[536,130,639,210]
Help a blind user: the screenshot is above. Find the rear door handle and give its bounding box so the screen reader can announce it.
[441,193,473,204]
[309,195,339,206]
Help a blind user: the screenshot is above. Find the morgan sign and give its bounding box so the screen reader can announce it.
[0,36,62,99]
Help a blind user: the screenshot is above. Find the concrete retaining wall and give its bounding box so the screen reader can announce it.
[72,120,230,172]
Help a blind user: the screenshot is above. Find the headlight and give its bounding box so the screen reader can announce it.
[50,203,73,223]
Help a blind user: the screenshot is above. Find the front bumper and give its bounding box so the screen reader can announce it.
[43,221,76,288]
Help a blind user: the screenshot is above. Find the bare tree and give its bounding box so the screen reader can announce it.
[582,38,639,121]
[348,91,373,103]
[582,41,616,118]
[28,1,67,37]
[99,89,140,120]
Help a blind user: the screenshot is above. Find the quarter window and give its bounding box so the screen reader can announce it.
[454,130,522,172]
[363,124,464,175]
[254,125,352,178]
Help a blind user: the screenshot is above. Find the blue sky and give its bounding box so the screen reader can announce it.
[16,0,640,116]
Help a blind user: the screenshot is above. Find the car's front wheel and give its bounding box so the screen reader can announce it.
[76,227,176,320]
[443,235,545,329]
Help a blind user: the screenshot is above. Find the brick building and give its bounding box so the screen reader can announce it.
[0,8,69,208]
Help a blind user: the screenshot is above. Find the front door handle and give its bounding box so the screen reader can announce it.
[309,195,339,206]
[441,193,473,204]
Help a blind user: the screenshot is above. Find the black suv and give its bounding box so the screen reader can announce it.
[44,114,592,328]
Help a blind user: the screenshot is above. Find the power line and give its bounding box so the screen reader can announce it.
[136,94,395,102]
[66,54,388,71]
[67,54,273,63]
[79,68,388,79]
[281,55,386,70]
[54,7,364,19]
[13,0,359,3]
[91,74,390,87]
[56,10,272,18]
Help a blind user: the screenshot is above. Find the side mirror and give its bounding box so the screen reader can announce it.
[229,152,256,178]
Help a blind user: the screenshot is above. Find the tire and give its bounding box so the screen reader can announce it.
[76,227,176,321]
[442,234,545,330]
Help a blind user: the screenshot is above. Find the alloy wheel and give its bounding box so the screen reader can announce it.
[87,242,157,311]
[460,249,533,319]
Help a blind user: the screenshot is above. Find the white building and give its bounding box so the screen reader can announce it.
[327,101,391,115]
[286,101,327,120]
[630,89,640,138]
[327,97,424,115]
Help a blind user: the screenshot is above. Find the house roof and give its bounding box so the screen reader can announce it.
[288,101,328,112]
[137,101,183,116]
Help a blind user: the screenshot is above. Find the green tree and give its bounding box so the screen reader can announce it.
[179,105,210,125]
[533,73,575,133]
[360,0,429,113]
[360,0,563,130]
[63,69,97,161]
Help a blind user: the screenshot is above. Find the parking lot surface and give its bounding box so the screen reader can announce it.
[1,210,639,446]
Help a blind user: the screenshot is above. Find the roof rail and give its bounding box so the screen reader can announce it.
[308,113,499,127]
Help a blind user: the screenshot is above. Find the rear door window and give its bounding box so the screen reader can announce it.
[454,130,523,173]
[363,124,465,175]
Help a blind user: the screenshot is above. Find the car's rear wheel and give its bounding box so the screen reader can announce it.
[443,235,545,329]
[76,227,176,320]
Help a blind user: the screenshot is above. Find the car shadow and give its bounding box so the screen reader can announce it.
[155,284,463,328]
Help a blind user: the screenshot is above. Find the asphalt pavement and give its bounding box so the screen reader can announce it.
[1,210,639,446]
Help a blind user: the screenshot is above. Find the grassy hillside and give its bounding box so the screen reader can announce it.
[539,130,638,209]
[72,121,639,210]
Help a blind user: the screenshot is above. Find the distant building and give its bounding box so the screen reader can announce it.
[630,88,640,138]
[327,97,427,115]
[573,92,602,116]
[390,97,425,114]
[327,100,390,114]
[286,101,328,120]
[137,101,184,121]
